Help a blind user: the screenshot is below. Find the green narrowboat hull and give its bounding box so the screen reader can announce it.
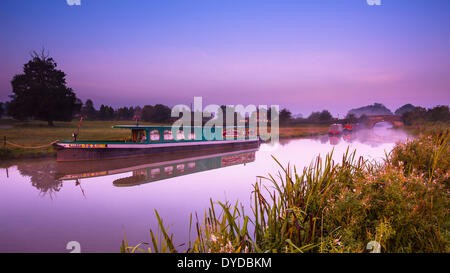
[54,125,260,161]
[54,139,260,162]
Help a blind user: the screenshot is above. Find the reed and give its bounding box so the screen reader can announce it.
[122,128,449,253]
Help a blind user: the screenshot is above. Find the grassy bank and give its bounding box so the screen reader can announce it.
[403,122,449,136]
[123,128,449,253]
[278,124,329,138]
[0,120,164,160]
[0,119,329,160]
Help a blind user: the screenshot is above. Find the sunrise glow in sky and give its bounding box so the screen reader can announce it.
[1,0,449,116]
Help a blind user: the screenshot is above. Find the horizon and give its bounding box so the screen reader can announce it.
[1,0,449,117]
[0,0,449,257]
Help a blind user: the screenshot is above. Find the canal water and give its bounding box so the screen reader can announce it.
[0,124,410,252]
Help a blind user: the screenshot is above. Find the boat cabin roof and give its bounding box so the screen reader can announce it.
[113,125,170,130]
[112,125,252,130]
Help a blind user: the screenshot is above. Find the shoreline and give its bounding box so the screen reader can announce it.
[0,133,328,162]
[5,120,437,162]
[0,120,331,161]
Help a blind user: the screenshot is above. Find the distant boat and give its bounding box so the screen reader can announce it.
[328,124,343,135]
[343,123,353,136]
[53,125,260,161]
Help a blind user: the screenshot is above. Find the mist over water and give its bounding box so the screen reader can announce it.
[373,122,394,137]
[0,127,411,252]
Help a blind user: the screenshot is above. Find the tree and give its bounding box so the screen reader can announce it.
[307,111,321,121]
[318,110,333,121]
[279,108,292,125]
[153,104,172,123]
[394,104,415,116]
[345,113,357,124]
[141,105,155,122]
[401,107,427,125]
[134,106,142,118]
[117,106,134,120]
[141,104,171,123]
[428,105,450,122]
[308,110,333,122]
[401,105,449,125]
[0,102,4,118]
[347,103,393,117]
[128,107,135,119]
[81,99,97,120]
[98,104,115,120]
[7,50,80,126]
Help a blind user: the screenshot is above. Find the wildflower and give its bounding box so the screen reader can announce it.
[334,238,341,246]
[227,241,232,249]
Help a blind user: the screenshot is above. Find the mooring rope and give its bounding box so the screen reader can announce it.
[5,140,60,149]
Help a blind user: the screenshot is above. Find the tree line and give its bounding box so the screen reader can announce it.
[80,100,173,123]
[0,51,177,125]
[401,105,450,125]
[272,105,449,126]
[0,52,448,126]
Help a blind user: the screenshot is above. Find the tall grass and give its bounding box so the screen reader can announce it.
[122,129,449,253]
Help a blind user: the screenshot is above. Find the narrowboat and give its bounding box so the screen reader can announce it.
[53,125,260,162]
[343,124,352,133]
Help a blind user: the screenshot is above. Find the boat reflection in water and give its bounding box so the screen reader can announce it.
[328,135,341,146]
[56,146,258,187]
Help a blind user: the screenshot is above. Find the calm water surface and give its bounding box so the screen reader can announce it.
[0,124,410,252]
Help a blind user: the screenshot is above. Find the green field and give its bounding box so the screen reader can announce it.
[0,119,167,159]
[0,119,330,160]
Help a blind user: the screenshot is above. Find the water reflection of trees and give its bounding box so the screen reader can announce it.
[16,160,62,198]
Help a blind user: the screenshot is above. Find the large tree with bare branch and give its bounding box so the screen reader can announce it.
[7,50,80,126]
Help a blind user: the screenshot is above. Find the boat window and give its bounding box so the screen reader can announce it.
[163,130,174,141]
[237,128,245,138]
[176,130,185,140]
[133,170,147,177]
[150,130,160,141]
[164,166,174,175]
[189,131,196,140]
[131,130,138,142]
[150,168,161,178]
[176,164,185,173]
[141,131,148,143]
[132,129,147,143]
[224,128,235,139]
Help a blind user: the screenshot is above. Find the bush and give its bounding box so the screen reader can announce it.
[327,164,448,252]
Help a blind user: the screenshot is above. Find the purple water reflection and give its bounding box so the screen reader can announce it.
[0,127,410,252]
